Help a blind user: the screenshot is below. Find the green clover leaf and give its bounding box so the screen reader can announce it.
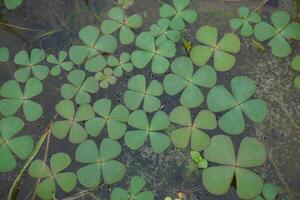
[4,0,22,9]
[75,139,126,187]
[291,55,300,89]
[207,76,268,135]
[47,51,74,76]
[0,47,9,62]
[95,68,117,89]
[101,7,143,44]
[203,135,266,199]
[107,53,133,77]
[124,110,170,153]
[163,56,217,108]
[0,78,43,121]
[124,75,163,113]
[0,116,33,172]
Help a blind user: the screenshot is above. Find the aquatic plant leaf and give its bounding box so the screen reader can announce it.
[291,55,300,72]
[0,47,9,62]
[150,131,171,153]
[202,166,235,195]
[8,135,34,159]
[268,35,291,58]
[231,76,256,103]
[108,53,133,77]
[262,183,279,200]
[128,109,149,130]
[294,76,300,88]
[254,22,276,41]
[0,146,16,172]
[29,160,52,178]
[135,191,154,200]
[47,51,73,76]
[50,153,71,174]
[74,104,95,121]
[75,140,99,163]
[169,104,191,126]
[235,168,263,199]
[125,130,148,150]
[36,177,56,200]
[77,163,101,188]
[193,110,217,130]
[55,99,75,120]
[111,188,130,200]
[102,160,126,184]
[218,106,245,135]
[240,99,268,123]
[236,137,266,167]
[196,25,218,46]
[4,0,22,9]
[99,138,122,161]
[55,172,77,192]
[130,176,146,195]
[95,68,117,89]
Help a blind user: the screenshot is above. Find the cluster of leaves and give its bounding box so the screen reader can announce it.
[111,176,154,200]
[291,55,300,89]
[47,51,74,76]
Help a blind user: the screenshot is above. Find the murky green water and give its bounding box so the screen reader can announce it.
[0,0,300,199]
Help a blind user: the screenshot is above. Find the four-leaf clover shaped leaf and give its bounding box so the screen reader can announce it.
[95,68,117,89]
[111,176,154,200]
[69,25,117,72]
[52,100,95,143]
[203,135,266,199]
[61,69,99,105]
[207,76,268,135]
[131,32,176,74]
[254,11,300,58]
[169,106,216,151]
[230,6,261,37]
[28,153,76,200]
[124,110,170,153]
[14,48,49,83]
[75,138,126,188]
[0,78,43,121]
[190,25,241,72]
[107,52,133,77]
[159,0,197,30]
[47,51,74,76]
[101,7,143,44]
[149,18,181,44]
[0,117,33,172]
[163,57,217,108]
[124,75,163,113]
[85,98,129,140]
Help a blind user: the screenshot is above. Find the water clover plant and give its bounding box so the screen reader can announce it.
[101,7,143,44]
[47,51,74,76]
[0,117,33,172]
[85,98,129,140]
[107,53,133,77]
[203,135,266,199]
[4,0,22,10]
[207,76,267,135]
[14,48,49,83]
[230,6,261,37]
[51,100,95,143]
[149,18,181,44]
[190,151,208,169]
[69,25,117,72]
[124,110,170,153]
[0,47,9,62]
[255,183,279,200]
[61,69,99,105]
[0,78,43,121]
[28,153,76,200]
[124,75,163,113]
[163,57,217,108]
[254,11,300,58]
[169,106,216,151]
[159,0,197,30]
[291,55,300,89]
[75,138,126,187]
[131,32,176,74]
[111,176,154,200]
[190,25,241,71]
[95,68,117,88]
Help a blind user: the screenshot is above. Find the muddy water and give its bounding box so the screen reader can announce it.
[0,0,299,199]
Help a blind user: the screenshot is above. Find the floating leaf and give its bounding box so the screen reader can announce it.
[0,116,33,172]
[111,176,154,200]
[52,100,94,143]
[262,183,279,200]
[124,110,170,153]
[291,56,300,89]
[254,11,300,57]
[101,7,143,44]
[14,49,49,82]
[131,32,176,74]
[230,7,261,37]
[203,135,266,199]
[163,57,217,108]
[85,98,129,140]
[61,69,99,105]
[0,78,43,121]
[29,152,76,200]
[4,0,22,9]
[76,139,126,187]
[47,51,74,76]
[190,26,241,71]
[207,76,267,135]
[169,106,215,151]
[190,151,208,169]
[159,0,197,30]
[95,68,117,88]
[0,47,9,62]
[69,26,117,72]
[124,75,163,112]
[149,18,181,44]
[108,53,133,77]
